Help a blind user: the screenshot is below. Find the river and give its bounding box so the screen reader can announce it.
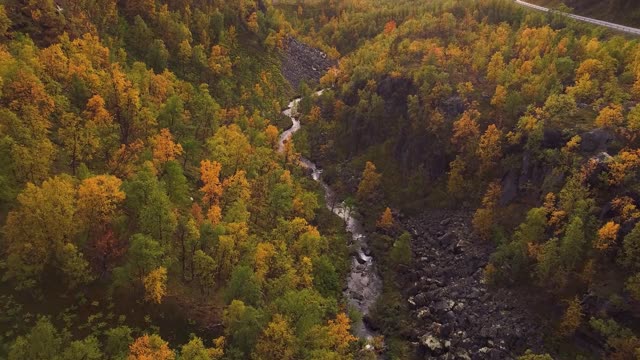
[278,92,383,341]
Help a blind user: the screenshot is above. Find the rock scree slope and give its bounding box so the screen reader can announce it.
[281,37,336,90]
[402,210,546,359]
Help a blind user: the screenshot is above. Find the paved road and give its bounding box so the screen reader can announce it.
[515,0,640,36]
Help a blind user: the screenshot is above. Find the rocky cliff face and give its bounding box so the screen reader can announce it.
[402,211,546,359]
[281,37,336,91]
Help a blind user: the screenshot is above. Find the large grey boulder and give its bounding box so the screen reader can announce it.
[420,334,445,355]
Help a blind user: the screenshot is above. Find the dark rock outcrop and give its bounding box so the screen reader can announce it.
[377,76,415,114]
[403,211,545,359]
[579,128,614,153]
[500,169,520,206]
[281,37,336,90]
[542,128,566,149]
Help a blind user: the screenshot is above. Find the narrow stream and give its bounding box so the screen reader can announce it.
[278,92,383,340]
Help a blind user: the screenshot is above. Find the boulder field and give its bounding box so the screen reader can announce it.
[401,210,546,359]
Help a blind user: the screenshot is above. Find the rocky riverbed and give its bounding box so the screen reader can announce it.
[402,210,546,359]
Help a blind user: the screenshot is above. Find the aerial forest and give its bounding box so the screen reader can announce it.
[2,0,640,359]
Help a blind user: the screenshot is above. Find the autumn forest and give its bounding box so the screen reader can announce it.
[2,0,640,359]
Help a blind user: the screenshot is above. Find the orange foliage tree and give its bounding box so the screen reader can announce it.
[327,312,357,355]
[356,161,381,203]
[472,182,502,240]
[77,175,125,229]
[594,221,620,250]
[128,334,174,360]
[265,125,279,150]
[595,104,624,128]
[143,267,168,304]
[376,207,394,230]
[209,45,232,76]
[383,20,397,34]
[477,124,503,175]
[452,109,481,155]
[200,160,223,207]
[152,128,183,167]
[608,149,640,186]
